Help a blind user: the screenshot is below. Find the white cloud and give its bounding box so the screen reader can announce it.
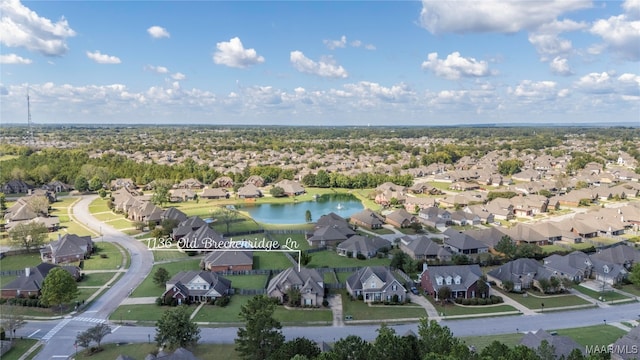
[342,81,414,102]
[590,14,640,61]
[324,35,376,50]
[528,19,587,60]
[421,52,493,80]
[0,53,32,64]
[419,0,591,34]
[574,72,614,93]
[550,57,573,76]
[622,0,640,17]
[147,26,170,39]
[290,51,348,78]
[171,72,186,80]
[213,37,265,68]
[146,65,169,74]
[0,0,76,56]
[86,50,121,64]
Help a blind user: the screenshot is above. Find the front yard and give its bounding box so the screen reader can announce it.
[341,292,426,321]
[425,296,518,317]
[110,304,197,322]
[130,259,202,297]
[573,285,631,302]
[498,289,592,310]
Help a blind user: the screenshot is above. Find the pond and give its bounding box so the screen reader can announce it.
[240,193,364,224]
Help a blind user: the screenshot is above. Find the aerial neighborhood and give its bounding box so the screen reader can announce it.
[1,126,640,359]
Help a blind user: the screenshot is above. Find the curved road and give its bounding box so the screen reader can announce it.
[15,195,640,358]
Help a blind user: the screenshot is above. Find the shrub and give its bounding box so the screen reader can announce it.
[346,251,353,258]
[100,254,108,259]
[322,299,329,307]
[469,298,478,305]
[455,298,463,304]
[462,299,471,305]
[217,296,230,307]
[155,297,163,306]
[356,253,366,260]
[477,298,486,305]
[357,294,364,301]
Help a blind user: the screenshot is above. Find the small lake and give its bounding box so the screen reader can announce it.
[240,193,364,224]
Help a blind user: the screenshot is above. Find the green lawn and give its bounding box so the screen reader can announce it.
[110,304,196,322]
[621,284,640,297]
[461,333,524,351]
[573,285,630,301]
[0,338,39,360]
[131,259,202,297]
[341,292,427,321]
[273,307,332,325]
[324,271,337,284]
[88,197,111,213]
[499,290,592,310]
[569,242,596,251]
[190,295,251,323]
[554,325,627,347]
[0,252,43,270]
[93,212,124,221]
[80,272,120,287]
[225,274,268,289]
[541,245,569,254]
[211,219,263,235]
[152,249,190,262]
[75,343,240,360]
[105,218,136,230]
[351,189,380,211]
[425,296,518,317]
[306,250,391,269]
[81,242,125,270]
[267,233,311,251]
[360,228,395,235]
[336,271,353,284]
[253,251,293,270]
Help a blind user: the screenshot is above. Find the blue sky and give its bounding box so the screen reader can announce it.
[1,0,639,126]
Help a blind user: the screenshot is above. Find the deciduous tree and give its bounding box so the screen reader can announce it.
[236,295,284,360]
[40,267,79,312]
[8,222,47,252]
[155,305,200,350]
[153,267,170,287]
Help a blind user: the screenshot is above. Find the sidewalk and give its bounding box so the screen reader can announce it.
[490,289,538,316]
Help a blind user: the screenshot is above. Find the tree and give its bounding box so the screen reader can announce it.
[0,192,6,211]
[74,175,89,192]
[86,323,111,350]
[155,305,200,350]
[40,267,79,312]
[153,267,170,287]
[0,306,24,340]
[536,339,557,360]
[514,243,542,259]
[503,280,515,293]
[417,318,463,356]
[480,340,511,359]
[305,209,312,223]
[270,186,285,198]
[152,183,170,206]
[331,335,371,360]
[8,222,48,252]
[498,159,524,176]
[270,337,320,360]
[216,206,241,235]
[629,263,640,287]
[369,324,407,360]
[390,252,409,272]
[300,251,312,266]
[537,278,551,294]
[436,286,452,304]
[76,330,93,350]
[476,276,489,298]
[88,176,103,192]
[286,287,301,307]
[26,195,50,216]
[495,236,517,259]
[315,170,330,188]
[236,295,285,360]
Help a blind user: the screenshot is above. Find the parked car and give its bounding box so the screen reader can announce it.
[410,286,419,295]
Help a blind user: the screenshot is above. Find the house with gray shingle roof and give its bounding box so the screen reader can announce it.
[487,258,554,292]
[442,229,489,255]
[610,325,640,360]
[544,251,627,285]
[236,184,262,198]
[346,266,406,303]
[336,235,389,258]
[1,263,80,298]
[384,208,417,228]
[162,270,231,304]
[267,267,324,306]
[172,216,207,240]
[420,264,484,300]
[349,209,384,229]
[202,250,253,272]
[520,329,583,359]
[40,234,93,264]
[399,235,452,262]
[591,243,640,271]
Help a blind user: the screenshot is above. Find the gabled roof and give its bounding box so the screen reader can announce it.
[422,264,482,292]
[336,235,389,255]
[443,229,488,251]
[543,251,593,276]
[520,329,583,359]
[400,235,451,258]
[610,325,640,360]
[181,225,224,249]
[172,216,207,238]
[267,267,323,295]
[346,266,404,293]
[487,258,553,283]
[166,271,231,297]
[350,209,384,227]
[591,244,640,266]
[2,263,79,292]
[162,207,188,222]
[385,208,415,224]
[463,227,508,249]
[43,233,92,259]
[307,226,349,242]
[203,250,253,268]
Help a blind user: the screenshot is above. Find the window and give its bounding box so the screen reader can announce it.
[392,284,397,291]
[445,276,452,285]
[454,276,461,285]
[370,281,376,288]
[436,276,443,286]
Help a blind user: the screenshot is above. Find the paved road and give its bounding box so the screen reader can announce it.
[27,195,154,360]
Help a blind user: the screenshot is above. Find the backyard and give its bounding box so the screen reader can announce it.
[306,250,391,269]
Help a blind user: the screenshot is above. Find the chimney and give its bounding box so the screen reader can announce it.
[25,267,31,277]
[422,263,428,272]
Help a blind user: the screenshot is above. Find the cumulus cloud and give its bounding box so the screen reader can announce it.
[290,51,348,78]
[590,12,640,61]
[145,65,169,74]
[0,53,32,64]
[0,0,76,56]
[213,37,265,68]
[419,0,591,34]
[421,52,493,80]
[86,50,121,64]
[324,35,376,50]
[550,57,573,76]
[171,72,186,80]
[574,72,615,93]
[508,80,567,102]
[147,26,170,39]
[342,81,414,102]
[528,19,587,60]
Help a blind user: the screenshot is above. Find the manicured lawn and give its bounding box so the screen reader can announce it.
[105,218,136,230]
[306,250,391,269]
[569,242,596,250]
[131,259,202,297]
[81,242,124,270]
[621,284,640,297]
[273,307,332,324]
[152,249,190,262]
[211,219,262,235]
[225,274,268,289]
[336,271,353,283]
[554,325,627,347]
[93,212,124,221]
[541,244,569,254]
[574,285,630,301]
[56,220,95,237]
[499,290,592,309]
[75,343,240,360]
[324,271,337,284]
[261,223,315,232]
[110,304,196,322]
[77,287,100,302]
[80,272,120,287]
[341,292,427,321]
[191,295,251,323]
[425,296,517,317]
[461,333,524,351]
[88,197,111,213]
[0,338,39,360]
[268,233,311,251]
[360,228,395,235]
[351,189,380,211]
[253,251,293,270]
[0,252,42,270]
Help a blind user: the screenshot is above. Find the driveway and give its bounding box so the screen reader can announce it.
[407,293,440,319]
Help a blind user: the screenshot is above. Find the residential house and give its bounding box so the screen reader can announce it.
[172,216,208,240]
[511,169,541,182]
[176,178,204,190]
[403,197,438,212]
[503,223,549,246]
[41,180,71,193]
[374,182,407,206]
[274,180,306,196]
[307,213,355,247]
[520,329,583,359]
[610,326,640,360]
[140,347,200,360]
[201,250,253,272]
[482,198,515,220]
[267,267,324,306]
[162,271,231,304]
[169,188,196,202]
[408,183,441,195]
[420,264,484,300]
[110,178,136,191]
[590,243,640,271]
[462,205,494,224]
[160,207,188,223]
[442,229,489,255]
[487,258,554,292]
[418,207,452,229]
[449,210,481,226]
[346,266,406,303]
[201,188,230,199]
[385,208,417,228]
[244,175,265,187]
[449,181,480,191]
[128,201,163,225]
[1,263,81,298]
[399,235,452,262]
[463,227,509,250]
[336,235,389,258]
[544,251,626,285]
[40,234,94,264]
[2,179,31,194]
[178,225,225,252]
[236,184,262,198]
[4,216,60,232]
[350,209,385,229]
[212,176,234,188]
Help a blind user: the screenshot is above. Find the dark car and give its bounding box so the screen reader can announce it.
[410,286,419,295]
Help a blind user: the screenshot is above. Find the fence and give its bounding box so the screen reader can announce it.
[0,269,25,276]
